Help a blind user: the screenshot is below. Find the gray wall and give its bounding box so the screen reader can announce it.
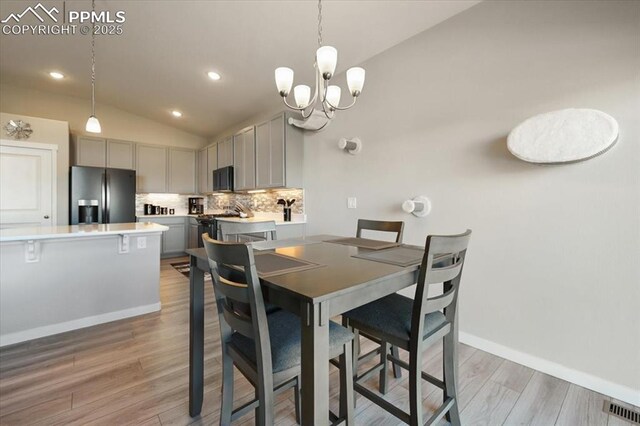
[303,0,640,396]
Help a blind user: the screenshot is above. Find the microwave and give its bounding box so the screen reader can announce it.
[213,166,234,192]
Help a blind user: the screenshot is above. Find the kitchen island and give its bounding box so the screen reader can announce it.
[0,223,168,347]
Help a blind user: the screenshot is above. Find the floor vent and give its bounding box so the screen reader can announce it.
[604,401,640,424]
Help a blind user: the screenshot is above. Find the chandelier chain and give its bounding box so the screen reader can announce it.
[317,0,322,47]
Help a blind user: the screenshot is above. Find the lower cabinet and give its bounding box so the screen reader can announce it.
[139,217,186,257]
[187,217,200,249]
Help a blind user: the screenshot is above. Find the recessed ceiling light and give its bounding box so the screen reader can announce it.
[207,71,221,81]
[49,71,64,79]
[171,110,183,118]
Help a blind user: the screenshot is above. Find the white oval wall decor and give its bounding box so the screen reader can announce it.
[507,109,618,164]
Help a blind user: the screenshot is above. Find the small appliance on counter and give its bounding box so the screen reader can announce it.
[144,203,155,215]
[188,197,204,214]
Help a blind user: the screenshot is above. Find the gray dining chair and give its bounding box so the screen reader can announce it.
[342,229,472,426]
[356,219,404,243]
[218,220,277,242]
[202,233,356,425]
[353,219,406,381]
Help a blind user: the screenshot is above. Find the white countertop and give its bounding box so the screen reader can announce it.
[0,223,169,242]
[136,212,306,226]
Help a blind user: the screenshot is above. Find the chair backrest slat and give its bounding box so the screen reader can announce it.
[426,257,464,285]
[219,221,277,242]
[356,219,404,243]
[213,274,250,304]
[222,303,255,338]
[423,287,457,314]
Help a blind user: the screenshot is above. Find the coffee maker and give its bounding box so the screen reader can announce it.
[188,197,204,214]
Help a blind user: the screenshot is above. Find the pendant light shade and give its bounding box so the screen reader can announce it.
[294,85,311,108]
[316,46,337,79]
[275,67,294,96]
[86,115,102,133]
[325,85,341,108]
[346,67,365,97]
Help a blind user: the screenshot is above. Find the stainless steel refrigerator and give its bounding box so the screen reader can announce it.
[70,166,136,225]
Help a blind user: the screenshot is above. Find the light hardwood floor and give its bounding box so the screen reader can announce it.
[0,257,636,425]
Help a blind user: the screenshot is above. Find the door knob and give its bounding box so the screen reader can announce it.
[44,215,50,219]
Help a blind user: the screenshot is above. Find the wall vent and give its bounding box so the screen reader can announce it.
[604,401,640,424]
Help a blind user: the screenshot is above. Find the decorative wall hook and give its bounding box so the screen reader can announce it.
[338,137,362,155]
[402,196,431,217]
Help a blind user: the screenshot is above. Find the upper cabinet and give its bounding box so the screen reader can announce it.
[168,148,196,194]
[233,127,256,191]
[106,139,135,169]
[255,113,303,189]
[74,136,106,167]
[207,144,218,190]
[136,144,168,193]
[73,136,134,169]
[197,148,208,194]
[218,137,233,168]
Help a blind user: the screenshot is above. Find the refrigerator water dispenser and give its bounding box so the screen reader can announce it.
[78,199,99,224]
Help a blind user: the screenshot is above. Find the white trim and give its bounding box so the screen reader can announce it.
[0,139,59,151]
[459,331,640,407]
[0,302,161,347]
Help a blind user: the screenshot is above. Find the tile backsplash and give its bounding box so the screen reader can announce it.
[136,189,304,215]
[206,189,304,214]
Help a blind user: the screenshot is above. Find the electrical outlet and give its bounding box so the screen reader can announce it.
[137,236,147,249]
[348,197,357,209]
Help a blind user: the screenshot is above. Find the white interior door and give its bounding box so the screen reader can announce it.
[0,144,55,228]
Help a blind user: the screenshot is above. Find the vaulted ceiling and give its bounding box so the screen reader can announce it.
[0,0,479,137]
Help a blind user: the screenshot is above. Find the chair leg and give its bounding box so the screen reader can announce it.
[339,343,355,425]
[443,333,461,426]
[379,341,390,395]
[293,375,301,425]
[219,352,234,426]
[408,349,423,426]
[255,382,274,426]
[391,345,402,378]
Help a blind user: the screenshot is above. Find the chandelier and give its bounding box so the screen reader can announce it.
[85,0,101,133]
[274,0,365,131]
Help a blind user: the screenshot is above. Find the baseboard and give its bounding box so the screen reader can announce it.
[459,331,640,407]
[0,302,162,348]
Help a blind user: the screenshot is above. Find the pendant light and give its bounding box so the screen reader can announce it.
[85,0,101,133]
[274,0,365,131]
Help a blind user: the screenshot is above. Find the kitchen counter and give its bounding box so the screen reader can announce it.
[0,222,168,242]
[215,213,306,226]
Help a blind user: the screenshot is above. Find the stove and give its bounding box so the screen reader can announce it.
[195,213,241,245]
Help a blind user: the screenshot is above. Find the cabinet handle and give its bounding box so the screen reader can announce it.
[44,215,50,219]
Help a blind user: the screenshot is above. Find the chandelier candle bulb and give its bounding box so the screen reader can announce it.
[275,67,294,96]
[347,67,366,96]
[326,85,341,108]
[294,85,311,108]
[316,46,338,79]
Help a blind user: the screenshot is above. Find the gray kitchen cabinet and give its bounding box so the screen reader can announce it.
[168,147,196,194]
[73,136,136,170]
[255,113,304,189]
[197,148,208,194]
[188,217,200,248]
[207,144,218,191]
[217,137,233,168]
[106,139,135,169]
[140,216,186,257]
[136,144,168,193]
[74,136,106,167]
[233,127,256,191]
[276,223,306,239]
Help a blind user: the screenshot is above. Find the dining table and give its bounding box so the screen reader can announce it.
[186,235,449,425]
